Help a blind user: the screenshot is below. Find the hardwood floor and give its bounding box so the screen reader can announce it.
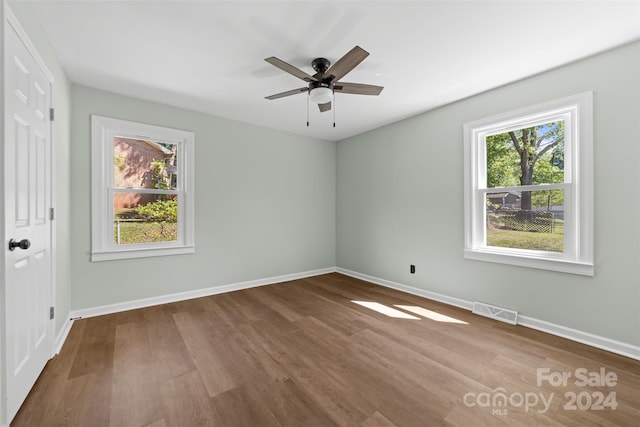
[11,273,640,426]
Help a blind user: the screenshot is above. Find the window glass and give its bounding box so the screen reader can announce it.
[463,92,593,275]
[486,189,564,252]
[486,120,565,188]
[113,194,178,244]
[91,115,194,261]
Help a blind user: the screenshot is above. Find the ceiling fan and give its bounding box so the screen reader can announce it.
[264,46,383,115]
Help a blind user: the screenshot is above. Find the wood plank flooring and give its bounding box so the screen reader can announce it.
[11,273,640,426]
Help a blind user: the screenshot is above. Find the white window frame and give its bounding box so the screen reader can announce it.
[91,115,195,261]
[463,92,593,276]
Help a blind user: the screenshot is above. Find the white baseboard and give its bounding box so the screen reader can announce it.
[517,315,640,361]
[336,267,640,361]
[69,267,336,320]
[54,316,73,355]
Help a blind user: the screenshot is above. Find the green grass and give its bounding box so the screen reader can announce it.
[114,221,177,244]
[487,228,564,252]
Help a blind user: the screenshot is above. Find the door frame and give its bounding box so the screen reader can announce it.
[1,2,56,425]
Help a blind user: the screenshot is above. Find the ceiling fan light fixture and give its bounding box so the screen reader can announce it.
[309,86,333,104]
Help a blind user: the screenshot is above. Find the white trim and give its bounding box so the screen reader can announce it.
[91,245,195,262]
[5,7,54,84]
[0,1,6,425]
[464,249,594,276]
[69,267,336,319]
[90,115,195,261]
[517,315,640,361]
[336,267,640,361]
[48,83,56,358]
[54,316,72,355]
[463,92,593,275]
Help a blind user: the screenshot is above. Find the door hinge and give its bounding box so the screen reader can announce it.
[50,108,55,121]
[49,207,55,220]
[50,306,55,320]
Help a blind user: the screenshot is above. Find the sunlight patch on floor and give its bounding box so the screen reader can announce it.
[394,305,468,324]
[350,300,469,324]
[351,301,420,319]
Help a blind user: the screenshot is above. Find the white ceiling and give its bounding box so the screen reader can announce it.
[28,0,640,141]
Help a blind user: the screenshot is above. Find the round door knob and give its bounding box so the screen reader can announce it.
[9,238,30,251]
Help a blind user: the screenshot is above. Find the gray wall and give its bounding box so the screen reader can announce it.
[337,41,640,346]
[70,85,336,310]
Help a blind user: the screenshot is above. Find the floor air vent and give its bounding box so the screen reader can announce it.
[472,301,518,325]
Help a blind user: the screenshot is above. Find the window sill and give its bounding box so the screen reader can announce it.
[464,249,594,276]
[91,245,195,262]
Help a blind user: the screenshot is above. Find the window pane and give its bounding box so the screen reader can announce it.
[114,193,178,244]
[486,190,564,252]
[486,120,564,188]
[114,137,178,190]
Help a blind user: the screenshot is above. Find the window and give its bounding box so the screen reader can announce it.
[463,92,593,275]
[91,116,194,261]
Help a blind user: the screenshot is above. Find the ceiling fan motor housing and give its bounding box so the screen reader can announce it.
[311,57,331,74]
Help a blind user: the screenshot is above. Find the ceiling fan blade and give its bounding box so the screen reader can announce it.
[325,46,369,82]
[318,102,332,112]
[334,82,383,96]
[265,87,308,100]
[265,57,317,82]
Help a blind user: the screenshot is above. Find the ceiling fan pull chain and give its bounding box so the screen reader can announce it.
[307,90,310,127]
[333,92,336,128]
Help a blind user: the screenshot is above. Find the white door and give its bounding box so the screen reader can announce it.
[4,18,53,423]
